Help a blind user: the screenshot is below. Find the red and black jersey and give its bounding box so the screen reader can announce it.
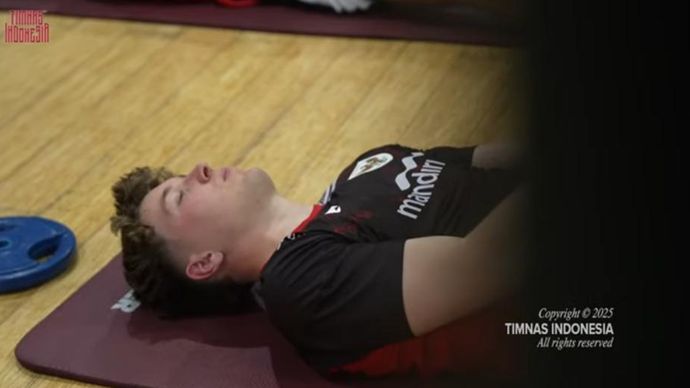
[255,144,522,378]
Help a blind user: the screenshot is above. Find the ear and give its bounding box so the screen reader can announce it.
[185,251,224,281]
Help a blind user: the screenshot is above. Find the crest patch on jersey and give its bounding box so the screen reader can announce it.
[325,205,342,214]
[348,152,393,180]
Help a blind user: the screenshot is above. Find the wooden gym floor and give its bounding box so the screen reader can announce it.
[0,12,525,387]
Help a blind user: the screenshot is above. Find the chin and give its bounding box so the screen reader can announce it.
[249,167,276,194]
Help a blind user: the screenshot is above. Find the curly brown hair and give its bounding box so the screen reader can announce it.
[110,166,254,318]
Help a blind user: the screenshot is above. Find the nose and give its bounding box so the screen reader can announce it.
[187,162,212,184]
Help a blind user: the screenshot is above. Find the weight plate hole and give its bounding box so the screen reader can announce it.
[28,235,61,263]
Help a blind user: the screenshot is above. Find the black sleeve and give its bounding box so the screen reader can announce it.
[259,232,413,358]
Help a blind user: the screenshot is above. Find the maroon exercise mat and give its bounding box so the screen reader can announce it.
[15,254,473,387]
[0,0,520,45]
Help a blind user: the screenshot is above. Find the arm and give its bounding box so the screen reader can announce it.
[471,142,524,170]
[402,185,527,336]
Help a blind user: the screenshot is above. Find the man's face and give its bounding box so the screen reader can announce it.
[139,163,276,270]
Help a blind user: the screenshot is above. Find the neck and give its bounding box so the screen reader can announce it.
[237,195,314,282]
